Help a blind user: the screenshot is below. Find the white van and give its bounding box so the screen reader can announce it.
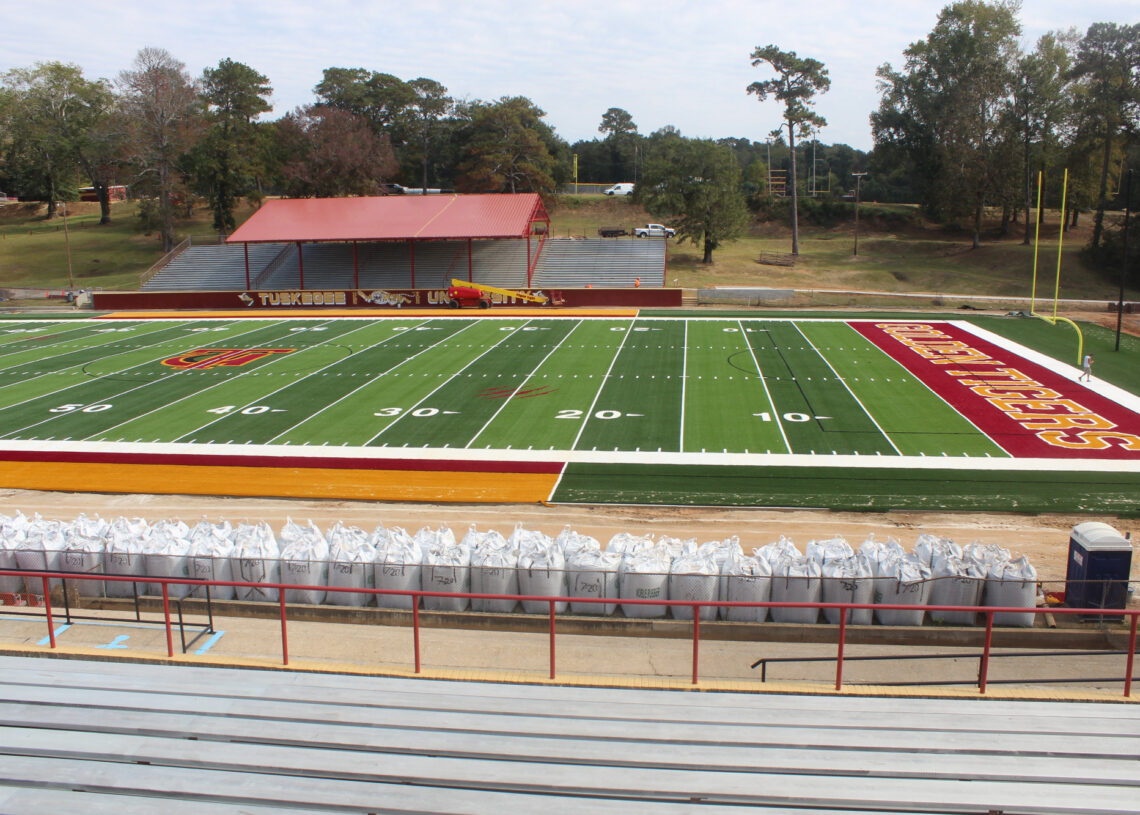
[604,183,635,196]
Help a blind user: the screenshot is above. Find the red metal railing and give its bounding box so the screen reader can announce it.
[3,568,1137,696]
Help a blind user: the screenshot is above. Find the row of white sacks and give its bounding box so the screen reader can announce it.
[0,512,1040,626]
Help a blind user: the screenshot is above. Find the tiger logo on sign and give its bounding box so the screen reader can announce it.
[161,349,294,370]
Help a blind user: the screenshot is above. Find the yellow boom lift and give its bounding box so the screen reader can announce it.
[447,279,553,308]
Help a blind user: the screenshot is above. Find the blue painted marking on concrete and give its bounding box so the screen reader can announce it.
[194,630,225,655]
[37,624,70,646]
[95,634,130,650]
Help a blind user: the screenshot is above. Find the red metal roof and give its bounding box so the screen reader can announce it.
[226,194,546,244]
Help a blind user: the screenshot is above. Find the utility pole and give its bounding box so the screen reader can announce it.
[852,172,868,256]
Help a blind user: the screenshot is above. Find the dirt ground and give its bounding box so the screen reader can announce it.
[4,487,1135,590]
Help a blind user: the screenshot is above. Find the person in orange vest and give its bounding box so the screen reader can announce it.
[634,277,641,288]
[586,283,592,288]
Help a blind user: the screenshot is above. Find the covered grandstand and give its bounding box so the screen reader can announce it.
[140,193,667,292]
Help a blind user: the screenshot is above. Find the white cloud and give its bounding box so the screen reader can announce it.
[2,0,1134,152]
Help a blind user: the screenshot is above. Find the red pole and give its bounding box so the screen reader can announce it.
[691,606,700,685]
[413,596,421,674]
[835,606,849,691]
[467,238,473,283]
[161,583,173,658]
[979,611,994,694]
[1125,612,1138,698]
[41,577,56,649]
[279,592,289,666]
[244,243,250,289]
[353,241,359,290]
[549,600,556,680]
[297,242,304,291]
[527,232,533,288]
[409,241,416,289]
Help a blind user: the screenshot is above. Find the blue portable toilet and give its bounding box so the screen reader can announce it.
[1065,522,1132,618]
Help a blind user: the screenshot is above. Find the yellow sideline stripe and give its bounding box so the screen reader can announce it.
[0,461,557,503]
[100,308,639,319]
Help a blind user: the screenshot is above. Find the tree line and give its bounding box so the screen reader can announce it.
[0,3,1136,277]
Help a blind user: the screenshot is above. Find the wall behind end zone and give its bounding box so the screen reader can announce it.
[91,287,682,311]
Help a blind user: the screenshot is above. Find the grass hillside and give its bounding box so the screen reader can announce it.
[1,195,1134,303]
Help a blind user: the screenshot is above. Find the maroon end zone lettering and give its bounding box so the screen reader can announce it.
[850,321,1140,460]
[161,348,294,370]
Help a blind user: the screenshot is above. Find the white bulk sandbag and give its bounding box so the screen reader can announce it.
[16,517,68,592]
[278,519,329,605]
[145,521,193,600]
[421,543,470,612]
[699,536,743,619]
[555,527,601,560]
[963,542,1011,572]
[231,522,280,601]
[722,551,772,622]
[806,536,854,566]
[186,520,235,600]
[567,549,621,615]
[470,540,518,613]
[607,533,655,570]
[620,550,671,618]
[325,522,376,607]
[770,556,822,624]
[0,518,23,595]
[821,555,874,625]
[875,557,931,626]
[914,534,963,572]
[104,517,149,598]
[518,546,567,614]
[984,556,1037,627]
[928,556,984,625]
[755,535,800,569]
[62,514,107,598]
[669,552,719,621]
[376,527,421,609]
[658,536,698,560]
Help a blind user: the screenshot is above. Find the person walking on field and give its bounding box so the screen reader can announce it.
[1080,353,1093,382]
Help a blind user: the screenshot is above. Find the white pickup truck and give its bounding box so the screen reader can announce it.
[633,223,675,238]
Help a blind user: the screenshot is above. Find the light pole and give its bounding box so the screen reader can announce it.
[852,172,868,256]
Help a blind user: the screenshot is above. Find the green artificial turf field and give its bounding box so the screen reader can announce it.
[0,314,1136,512]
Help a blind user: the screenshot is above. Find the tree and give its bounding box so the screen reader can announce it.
[455,97,562,195]
[747,45,830,255]
[598,107,639,181]
[403,77,452,192]
[0,62,116,220]
[196,58,272,233]
[275,105,398,198]
[871,1,1021,248]
[1011,32,1074,243]
[314,68,414,133]
[639,134,748,264]
[118,48,203,251]
[1071,22,1140,251]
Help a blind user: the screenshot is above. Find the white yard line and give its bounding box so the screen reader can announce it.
[794,321,902,456]
[92,319,389,442]
[364,319,535,446]
[568,318,634,452]
[266,320,475,443]
[0,319,283,438]
[465,319,583,449]
[679,320,688,452]
[3,435,1135,473]
[739,318,790,454]
[0,322,129,365]
[168,319,383,443]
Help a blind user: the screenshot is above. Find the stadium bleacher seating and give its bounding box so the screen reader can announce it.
[141,237,665,292]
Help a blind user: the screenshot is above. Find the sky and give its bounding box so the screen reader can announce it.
[2,0,1136,152]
